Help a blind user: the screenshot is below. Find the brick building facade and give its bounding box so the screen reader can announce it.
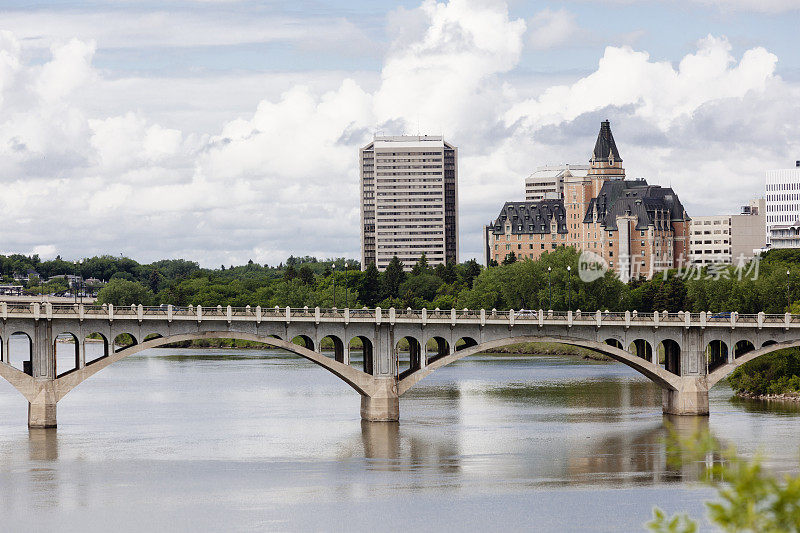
[484,121,690,280]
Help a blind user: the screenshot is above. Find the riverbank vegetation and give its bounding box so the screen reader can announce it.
[727,349,800,398]
[6,247,800,314]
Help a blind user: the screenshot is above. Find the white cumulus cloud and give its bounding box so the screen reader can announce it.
[0,0,797,265]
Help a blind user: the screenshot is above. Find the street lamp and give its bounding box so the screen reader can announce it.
[332,264,336,309]
[788,269,791,312]
[345,261,349,309]
[547,266,552,310]
[567,265,572,311]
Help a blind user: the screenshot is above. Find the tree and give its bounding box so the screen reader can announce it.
[283,265,298,281]
[382,256,405,299]
[462,259,482,288]
[653,275,687,311]
[502,251,517,265]
[435,262,457,284]
[148,270,161,293]
[359,263,380,307]
[298,265,314,285]
[96,279,154,306]
[411,253,429,276]
[398,273,443,306]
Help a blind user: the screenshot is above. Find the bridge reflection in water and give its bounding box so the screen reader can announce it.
[2,303,800,428]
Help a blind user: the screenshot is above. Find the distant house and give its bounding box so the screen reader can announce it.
[13,269,41,282]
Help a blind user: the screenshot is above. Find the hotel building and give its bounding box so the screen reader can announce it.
[484,121,691,280]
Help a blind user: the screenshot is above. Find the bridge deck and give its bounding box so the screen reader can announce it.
[1,302,797,329]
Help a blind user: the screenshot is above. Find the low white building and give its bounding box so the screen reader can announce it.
[769,222,800,248]
[524,164,589,202]
[689,215,732,265]
[689,198,765,264]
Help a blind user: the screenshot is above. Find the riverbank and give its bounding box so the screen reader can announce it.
[158,339,610,360]
[735,391,800,402]
[480,342,609,360]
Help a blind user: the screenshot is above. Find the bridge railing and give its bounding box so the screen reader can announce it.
[7,304,800,328]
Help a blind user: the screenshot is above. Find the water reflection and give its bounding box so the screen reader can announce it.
[360,421,400,459]
[729,395,800,414]
[359,421,462,476]
[565,416,713,485]
[28,428,59,461]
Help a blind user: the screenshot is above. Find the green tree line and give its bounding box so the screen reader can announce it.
[7,247,800,314]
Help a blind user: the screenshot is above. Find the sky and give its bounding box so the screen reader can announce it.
[1,0,799,266]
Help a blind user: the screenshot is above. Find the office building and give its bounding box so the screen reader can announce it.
[765,162,800,247]
[360,135,458,271]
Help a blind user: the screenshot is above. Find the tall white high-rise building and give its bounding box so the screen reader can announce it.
[765,162,800,247]
[360,135,458,271]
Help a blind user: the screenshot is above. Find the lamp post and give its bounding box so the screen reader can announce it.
[547,266,552,310]
[788,269,791,312]
[345,261,349,309]
[332,264,336,309]
[73,260,78,304]
[567,265,572,311]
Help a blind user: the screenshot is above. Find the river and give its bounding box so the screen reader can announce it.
[1,342,799,532]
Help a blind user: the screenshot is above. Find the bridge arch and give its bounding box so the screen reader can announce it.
[320,334,345,363]
[54,332,80,378]
[396,336,422,379]
[349,336,373,374]
[657,339,681,376]
[8,332,33,373]
[84,332,110,364]
[455,336,478,352]
[628,339,653,362]
[605,338,623,350]
[706,340,728,373]
[113,332,138,353]
[708,339,800,388]
[398,335,682,395]
[48,331,377,403]
[733,340,755,358]
[291,335,315,351]
[426,336,450,363]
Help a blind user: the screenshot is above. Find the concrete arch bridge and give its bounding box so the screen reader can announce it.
[0,302,797,428]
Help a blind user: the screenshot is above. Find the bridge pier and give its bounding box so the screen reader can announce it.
[361,395,399,422]
[662,377,709,416]
[360,376,399,422]
[28,385,57,428]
